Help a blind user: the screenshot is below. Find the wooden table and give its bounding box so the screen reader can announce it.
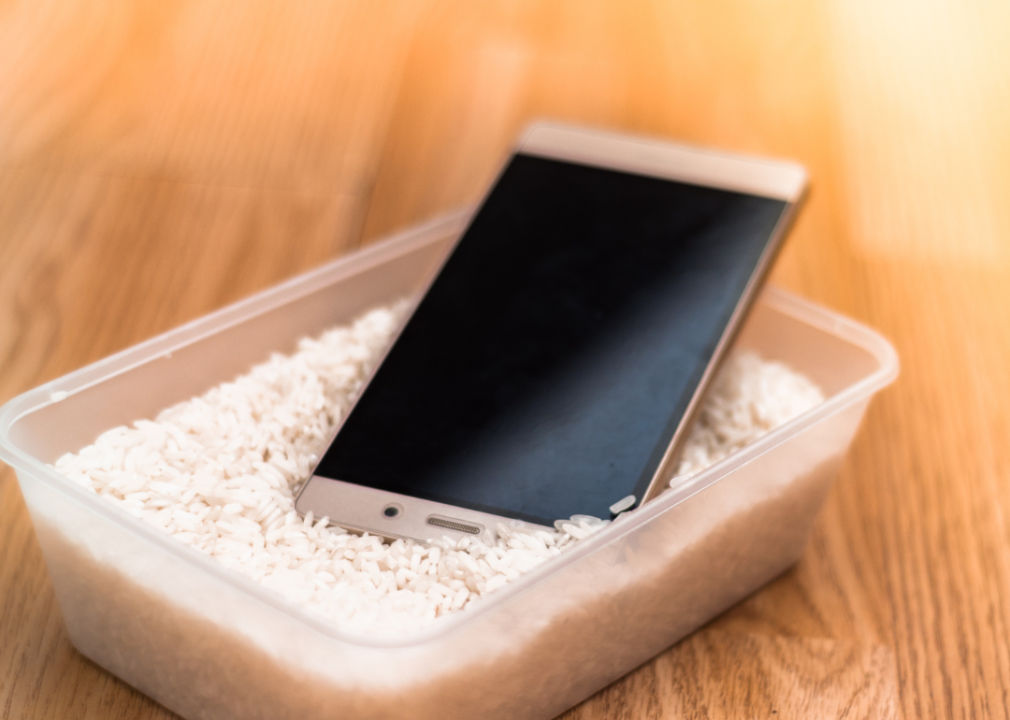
[2,1,1008,717]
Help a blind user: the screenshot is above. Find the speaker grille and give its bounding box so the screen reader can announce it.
[426,516,482,535]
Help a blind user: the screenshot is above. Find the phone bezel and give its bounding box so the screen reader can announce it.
[296,121,807,543]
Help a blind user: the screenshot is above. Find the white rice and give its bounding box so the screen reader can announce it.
[53,303,823,636]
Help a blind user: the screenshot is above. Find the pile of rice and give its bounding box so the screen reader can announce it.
[54,303,823,636]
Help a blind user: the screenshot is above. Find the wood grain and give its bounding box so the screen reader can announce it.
[567,630,900,720]
[2,0,1009,717]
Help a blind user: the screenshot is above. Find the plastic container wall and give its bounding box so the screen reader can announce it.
[0,212,898,720]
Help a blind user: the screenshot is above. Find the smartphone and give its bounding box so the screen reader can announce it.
[296,123,806,543]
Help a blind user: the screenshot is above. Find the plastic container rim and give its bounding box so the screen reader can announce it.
[0,210,899,649]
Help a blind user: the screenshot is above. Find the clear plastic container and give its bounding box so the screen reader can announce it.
[0,212,897,720]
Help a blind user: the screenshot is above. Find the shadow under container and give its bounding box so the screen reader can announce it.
[0,212,898,720]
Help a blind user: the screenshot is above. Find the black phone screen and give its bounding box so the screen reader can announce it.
[314,153,789,525]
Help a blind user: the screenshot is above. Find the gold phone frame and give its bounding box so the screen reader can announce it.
[296,121,807,543]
